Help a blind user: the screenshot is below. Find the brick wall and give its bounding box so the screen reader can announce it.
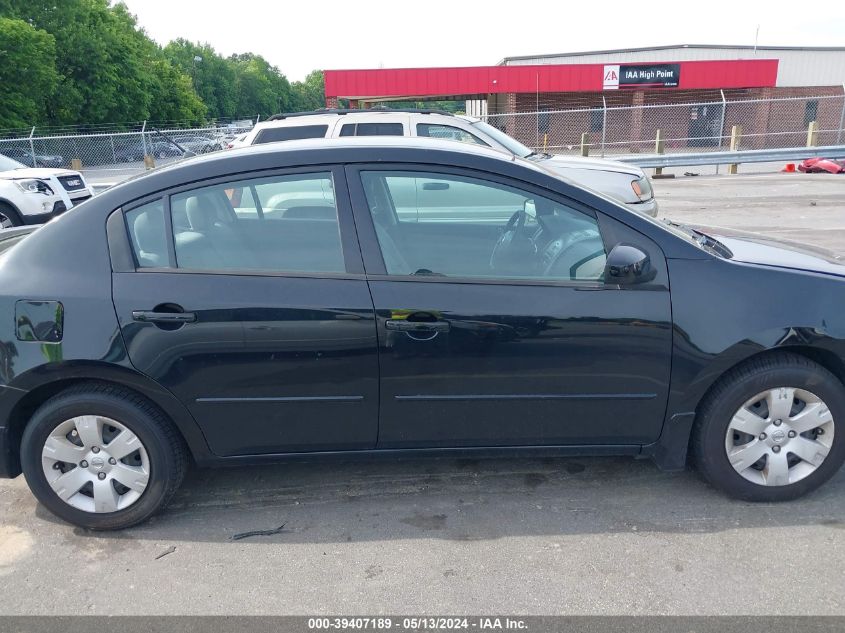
[492,86,844,152]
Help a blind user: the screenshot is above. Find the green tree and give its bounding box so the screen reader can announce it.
[5,0,152,123]
[291,70,325,112]
[230,53,292,119]
[3,1,207,126]
[0,17,59,128]
[147,59,207,124]
[0,1,323,127]
[165,39,237,120]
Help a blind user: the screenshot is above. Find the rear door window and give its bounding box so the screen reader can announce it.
[339,122,404,137]
[169,172,345,273]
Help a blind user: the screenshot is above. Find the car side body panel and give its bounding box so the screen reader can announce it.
[112,271,380,456]
[647,255,845,469]
[0,205,215,476]
[0,140,843,477]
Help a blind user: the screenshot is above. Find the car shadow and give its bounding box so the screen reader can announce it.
[42,454,845,544]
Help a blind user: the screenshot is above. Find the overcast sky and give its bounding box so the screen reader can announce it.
[121,0,845,81]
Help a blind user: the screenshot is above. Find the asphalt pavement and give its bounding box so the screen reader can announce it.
[1,171,844,616]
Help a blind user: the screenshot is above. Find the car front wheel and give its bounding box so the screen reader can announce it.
[0,203,21,228]
[20,383,188,530]
[693,353,845,501]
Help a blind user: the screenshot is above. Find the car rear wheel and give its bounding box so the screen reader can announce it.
[0,203,21,228]
[21,383,188,530]
[693,353,845,501]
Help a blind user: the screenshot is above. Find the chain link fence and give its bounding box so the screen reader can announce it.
[485,93,845,158]
[1,93,843,186]
[0,123,254,186]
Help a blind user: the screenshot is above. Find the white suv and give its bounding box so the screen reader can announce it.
[0,153,94,228]
[242,109,658,217]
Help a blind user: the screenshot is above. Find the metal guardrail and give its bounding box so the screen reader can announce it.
[617,145,845,168]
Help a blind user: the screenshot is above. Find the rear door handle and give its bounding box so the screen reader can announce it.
[385,319,450,333]
[132,311,197,324]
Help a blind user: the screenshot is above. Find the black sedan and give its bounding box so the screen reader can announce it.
[2,147,64,169]
[114,140,184,163]
[0,138,843,530]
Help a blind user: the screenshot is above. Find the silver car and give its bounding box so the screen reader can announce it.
[243,109,658,217]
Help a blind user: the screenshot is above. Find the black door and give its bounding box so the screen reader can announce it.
[112,168,379,456]
[347,166,673,448]
[688,104,723,147]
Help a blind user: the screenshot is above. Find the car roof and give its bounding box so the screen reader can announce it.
[160,136,528,175]
[255,109,480,128]
[95,136,549,207]
[267,107,456,120]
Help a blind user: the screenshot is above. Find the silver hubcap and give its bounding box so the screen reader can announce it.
[725,387,835,486]
[41,416,150,513]
[0,213,12,229]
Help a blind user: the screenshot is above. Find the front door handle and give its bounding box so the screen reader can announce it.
[385,319,450,333]
[132,310,197,324]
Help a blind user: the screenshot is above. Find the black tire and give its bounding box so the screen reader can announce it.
[0,202,22,228]
[693,352,845,502]
[20,382,188,530]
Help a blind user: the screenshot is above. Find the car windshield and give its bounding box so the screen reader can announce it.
[471,120,534,158]
[0,154,26,171]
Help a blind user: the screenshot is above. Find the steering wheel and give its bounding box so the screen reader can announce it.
[490,209,537,275]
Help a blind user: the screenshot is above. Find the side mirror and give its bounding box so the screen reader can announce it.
[604,243,654,285]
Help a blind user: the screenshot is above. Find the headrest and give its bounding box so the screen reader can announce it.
[133,209,165,254]
[185,193,217,231]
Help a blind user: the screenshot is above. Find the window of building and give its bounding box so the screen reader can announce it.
[590,107,603,132]
[804,100,819,127]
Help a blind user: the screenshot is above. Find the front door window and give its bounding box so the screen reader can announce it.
[360,171,606,282]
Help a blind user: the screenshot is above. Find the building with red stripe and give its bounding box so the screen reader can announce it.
[324,45,845,151]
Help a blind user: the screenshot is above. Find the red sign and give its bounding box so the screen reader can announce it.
[324,59,778,99]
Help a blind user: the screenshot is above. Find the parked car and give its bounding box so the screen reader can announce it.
[114,140,183,163]
[242,109,658,217]
[0,154,93,227]
[1,137,844,530]
[170,135,222,154]
[225,133,249,149]
[1,147,65,169]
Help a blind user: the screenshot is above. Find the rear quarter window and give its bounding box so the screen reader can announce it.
[125,199,167,268]
[253,125,329,144]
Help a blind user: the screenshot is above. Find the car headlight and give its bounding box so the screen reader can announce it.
[14,179,53,195]
[630,176,654,202]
